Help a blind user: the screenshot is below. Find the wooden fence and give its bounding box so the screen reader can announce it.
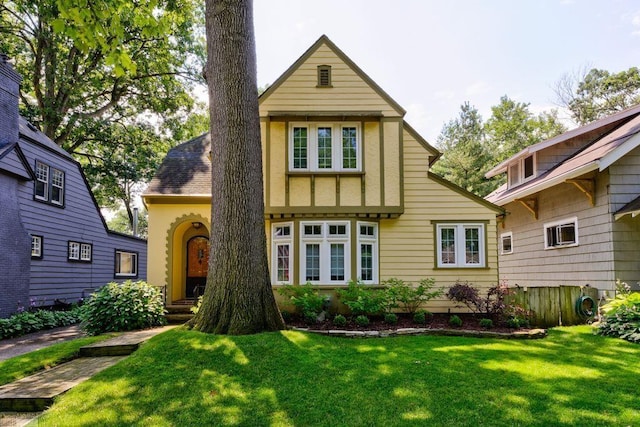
[510,285,600,328]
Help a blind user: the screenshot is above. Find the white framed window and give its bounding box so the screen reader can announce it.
[300,221,350,284]
[500,232,513,255]
[272,222,293,284]
[508,154,535,188]
[34,160,65,205]
[289,123,361,172]
[544,217,578,249]
[436,223,486,268]
[115,250,138,278]
[35,161,49,201]
[31,235,43,259]
[68,241,91,262]
[357,222,378,283]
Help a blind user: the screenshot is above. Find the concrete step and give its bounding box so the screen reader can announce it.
[0,356,126,412]
[166,313,193,324]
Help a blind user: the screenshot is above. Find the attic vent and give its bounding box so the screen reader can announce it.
[317,65,332,88]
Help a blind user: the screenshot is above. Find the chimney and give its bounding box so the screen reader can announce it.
[0,54,22,147]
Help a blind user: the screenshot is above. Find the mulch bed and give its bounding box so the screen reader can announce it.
[285,313,531,334]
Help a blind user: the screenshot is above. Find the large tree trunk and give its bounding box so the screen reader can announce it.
[188,0,284,334]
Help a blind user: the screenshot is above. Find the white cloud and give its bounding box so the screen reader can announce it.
[465,81,491,96]
[630,11,640,36]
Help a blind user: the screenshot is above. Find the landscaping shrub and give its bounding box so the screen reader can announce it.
[449,315,463,327]
[278,283,327,321]
[337,280,385,316]
[383,277,442,314]
[0,307,83,340]
[384,313,398,325]
[355,315,370,327]
[413,309,431,325]
[446,282,482,313]
[479,318,494,329]
[446,281,531,323]
[333,314,347,327]
[597,282,640,344]
[80,280,166,336]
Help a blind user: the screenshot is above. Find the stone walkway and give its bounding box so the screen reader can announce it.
[0,325,175,426]
[0,325,85,362]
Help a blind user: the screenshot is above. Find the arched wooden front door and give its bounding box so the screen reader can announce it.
[186,236,209,298]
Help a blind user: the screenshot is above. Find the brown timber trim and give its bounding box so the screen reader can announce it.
[264,117,271,211]
[336,175,341,207]
[265,206,403,218]
[286,171,365,178]
[266,111,382,122]
[398,121,405,211]
[285,119,290,207]
[142,195,211,205]
[379,119,385,207]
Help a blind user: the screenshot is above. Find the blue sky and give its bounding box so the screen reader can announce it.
[253,0,640,143]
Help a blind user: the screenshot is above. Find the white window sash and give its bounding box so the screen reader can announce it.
[299,221,350,284]
[357,222,378,283]
[289,123,360,172]
[436,224,485,268]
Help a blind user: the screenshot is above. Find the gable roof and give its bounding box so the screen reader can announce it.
[485,103,640,178]
[0,141,34,180]
[259,35,406,117]
[144,133,211,196]
[486,107,640,206]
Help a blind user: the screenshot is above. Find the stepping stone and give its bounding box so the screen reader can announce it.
[79,326,175,357]
[0,356,125,412]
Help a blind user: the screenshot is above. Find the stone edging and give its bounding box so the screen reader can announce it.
[291,327,548,339]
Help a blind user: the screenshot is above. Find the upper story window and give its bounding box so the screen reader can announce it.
[544,217,578,249]
[317,65,332,87]
[31,235,43,259]
[435,223,486,268]
[34,160,65,206]
[290,123,360,172]
[508,154,535,189]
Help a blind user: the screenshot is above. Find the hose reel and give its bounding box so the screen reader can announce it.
[575,295,596,318]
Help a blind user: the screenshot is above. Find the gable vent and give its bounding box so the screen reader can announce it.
[317,65,332,88]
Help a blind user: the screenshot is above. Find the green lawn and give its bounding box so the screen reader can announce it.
[0,334,113,386]
[36,326,639,426]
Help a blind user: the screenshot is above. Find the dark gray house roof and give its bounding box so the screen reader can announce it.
[145,133,211,196]
[615,195,640,220]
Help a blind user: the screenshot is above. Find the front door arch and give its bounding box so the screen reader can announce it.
[186,236,209,298]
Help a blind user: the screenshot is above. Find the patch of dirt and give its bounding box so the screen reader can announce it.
[286,313,531,334]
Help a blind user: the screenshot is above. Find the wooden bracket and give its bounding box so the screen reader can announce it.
[566,179,595,206]
[515,197,538,219]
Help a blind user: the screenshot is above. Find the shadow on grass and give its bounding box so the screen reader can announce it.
[38,326,640,426]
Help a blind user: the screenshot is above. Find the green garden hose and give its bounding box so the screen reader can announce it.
[575,295,596,318]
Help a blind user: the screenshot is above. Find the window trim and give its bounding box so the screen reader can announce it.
[507,154,536,189]
[500,232,513,255]
[434,222,487,268]
[31,235,43,259]
[544,217,579,249]
[68,241,92,263]
[357,222,378,284]
[272,222,293,284]
[299,221,351,285]
[114,249,139,278]
[33,160,65,207]
[289,123,361,172]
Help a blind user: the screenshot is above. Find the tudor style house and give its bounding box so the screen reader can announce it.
[0,54,147,318]
[485,105,640,294]
[143,35,502,312]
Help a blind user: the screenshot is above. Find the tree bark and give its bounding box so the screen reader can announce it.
[188,0,284,334]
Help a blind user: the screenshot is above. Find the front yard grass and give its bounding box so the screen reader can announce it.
[39,326,639,426]
[0,334,113,386]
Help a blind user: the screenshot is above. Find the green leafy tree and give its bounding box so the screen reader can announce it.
[431,102,493,196]
[107,208,148,238]
[188,0,284,334]
[555,67,640,125]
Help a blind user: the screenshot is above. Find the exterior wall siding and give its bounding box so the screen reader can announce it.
[610,145,640,289]
[498,170,616,290]
[14,138,147,308]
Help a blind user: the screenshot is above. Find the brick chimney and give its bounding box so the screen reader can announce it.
[0,54,22,147]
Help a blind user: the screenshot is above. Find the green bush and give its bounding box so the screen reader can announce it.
[81,280,166,336]
[413,309,431,325]
[355,315,370,327]
[333,314,347,327]
[0,307,83,340]
[280,310,292,323]
[278,283,326,320]
[479,318,494,329]
[383,277,442,314]
[449,315,463,327]
[384,313,398,325]
[506,317,522,329]
[597,289,640,344]
[337,280,386,316]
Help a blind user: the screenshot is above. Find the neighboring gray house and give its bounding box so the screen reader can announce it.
[485,105,640,294]
[0,54,147,318]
